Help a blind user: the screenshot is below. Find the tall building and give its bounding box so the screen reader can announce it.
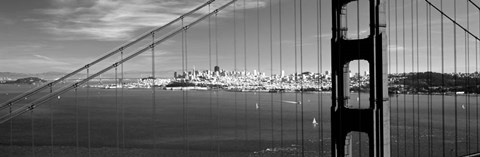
[214,66,220,72]
[281,70,285,77]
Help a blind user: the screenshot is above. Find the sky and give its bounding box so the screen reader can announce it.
[0,0,478,76]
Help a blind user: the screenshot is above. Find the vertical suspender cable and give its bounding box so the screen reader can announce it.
[415,0,420,155]
[411,0,416,154]
[279,0,284,155]
[31,106,34,157]
[243,0,248,147]
[208,3,214,153]
[115,66,119,156]
[243,0,248,148]
[120,50,125,151]
[269,0,274,152]
[426,2,430,156]
[50,86,54,157]
[474,22,479,152]
[243,0,249,148]
[151,30,157,155]
[454,2,458,155]
[75,86,79,156]
[441,0,446,155]
[465,2,471,154]
[387,0,392,153]
[395,0,399,155]
[294,0,299,153]
[181,18,186,156]
[316,0,323,155]
[299,0,305,155]
[427,5,432,156]
[233,1,238,145]
[10,106,13,157]
[243,0,246,74]
[87,68,91,157]
[234,1,237,73]
[185,25,190,156]
[429,5,433,156]
[215,11,221,157]
[402,0,407,154]
[477,6,480,152]
[257,0,262,152]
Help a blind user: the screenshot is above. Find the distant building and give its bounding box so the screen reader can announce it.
[214,66,220,72]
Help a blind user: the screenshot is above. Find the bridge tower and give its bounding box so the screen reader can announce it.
[331,0,390,156]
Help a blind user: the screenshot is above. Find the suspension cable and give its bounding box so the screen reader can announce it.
[412,0,420,156]
[279,0,284,155]
[50,86,54,157]
[115,62,119,156]
[429,5,434,156]
[387,0,392,153]
[293,0,299,154]
[0,0,219,112]
[465,2,471,154]
[87,68,91,157]
[151,30,157,155]
[317,0,324,155]
[299,0,305,155]
[181,18,186,156]
[243,0,248,149]
[402,0,407,155]
[411,0,416,154]
[31,108,34,157]
[256,0,262,152]
[454,1,458,155]
[215,11,220,157]
[75,87,79,156]
[440,0,446,156]
[233,0,238,145]
[416,0,420,155]
[269,0,275,152]
[208,2,214,153]
[185,25,190,156]
[0,0,242,125]
[395,0,399,155]
[477,4,480,152]
[120,50,125,152]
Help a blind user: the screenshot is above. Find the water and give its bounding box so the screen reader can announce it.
[0,84,479,156]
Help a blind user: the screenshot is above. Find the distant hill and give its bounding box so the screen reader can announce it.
[0,72,67,80]
[0,70,176,81]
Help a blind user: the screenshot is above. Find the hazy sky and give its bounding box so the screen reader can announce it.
[0,0,477,75]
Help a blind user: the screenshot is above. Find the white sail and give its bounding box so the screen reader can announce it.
[256,103,259,109]
[313,118,318,124]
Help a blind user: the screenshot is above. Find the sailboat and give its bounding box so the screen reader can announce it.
[256,103,259,110]
[312,118,319,125]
